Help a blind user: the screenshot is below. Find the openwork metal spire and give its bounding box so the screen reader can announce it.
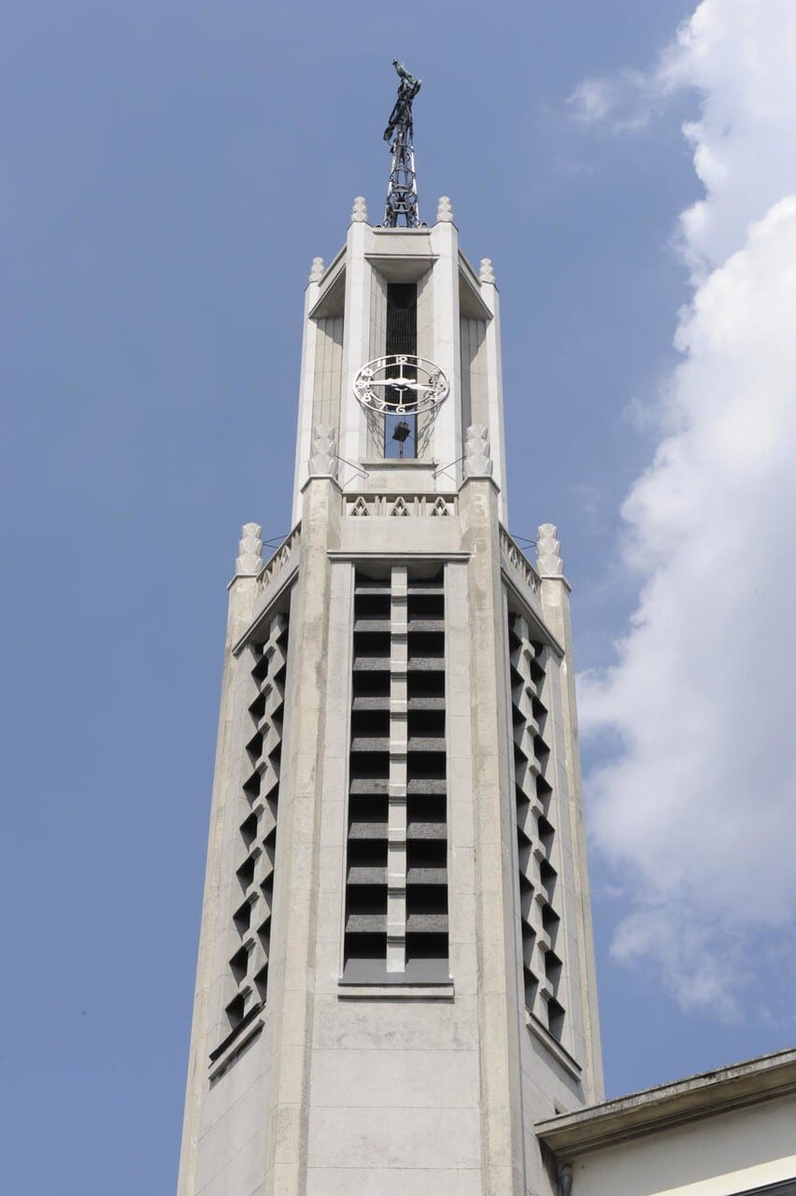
[383,60,421,227]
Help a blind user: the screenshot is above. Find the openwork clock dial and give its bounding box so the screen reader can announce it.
[353,354,449,416]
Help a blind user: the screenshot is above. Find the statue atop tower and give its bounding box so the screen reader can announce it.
[383,59,422,227]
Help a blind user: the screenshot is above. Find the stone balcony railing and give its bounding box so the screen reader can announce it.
[499,526,542,602]
[257,522,301,596]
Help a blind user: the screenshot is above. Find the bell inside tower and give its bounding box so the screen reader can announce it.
[384,282,418,458]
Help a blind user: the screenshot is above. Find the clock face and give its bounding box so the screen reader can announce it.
[353,354,449,416]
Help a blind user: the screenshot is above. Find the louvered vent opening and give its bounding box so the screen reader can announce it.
[224,613,288,1035]
[343,568,449,983]
[344,575,391,977]
[508,611,566,1041]
[404,573,449,979]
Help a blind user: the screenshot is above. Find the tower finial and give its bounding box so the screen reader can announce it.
[382,61,422,228]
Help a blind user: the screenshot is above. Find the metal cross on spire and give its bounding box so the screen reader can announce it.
[383,60,422,228]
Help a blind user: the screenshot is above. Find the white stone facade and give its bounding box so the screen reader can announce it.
[292,205,509,526]
[178,204,603,1196]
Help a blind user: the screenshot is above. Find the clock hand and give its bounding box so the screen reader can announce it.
[365,378,434,392]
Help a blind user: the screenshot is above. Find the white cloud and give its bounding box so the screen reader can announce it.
[578,0,796,1018]
[567,69,661,133]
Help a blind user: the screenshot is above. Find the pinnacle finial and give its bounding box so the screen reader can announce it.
[308,257,324,283]
[308,425,338,478]
[536,523,565,577]
[464,425,494,477]
[436,196,453,223]
[235,522,263,577]
[382,62,422,228]
[351,196,368,223]
[480,258,496,284]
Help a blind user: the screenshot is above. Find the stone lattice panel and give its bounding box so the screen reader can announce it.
[508,612,566,1040]
[226,613,288,1030]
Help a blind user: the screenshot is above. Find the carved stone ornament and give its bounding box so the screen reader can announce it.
[479,257,496,284]
[351,196,368,223]
[536,522,564,576]
[308,256,325,284]
[235,521,263,577]
[308,425,338,478]
[436,195,454,223]
[464,424,493,477]
[354,354,449,416]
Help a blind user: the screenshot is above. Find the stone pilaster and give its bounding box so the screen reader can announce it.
[177,525,265,1196]
[339,216,373,469]
[387,565,409,970]
[536,524,604,1103]
[478,259,508,523]
[460,475,526,1196]
[292,260,326,523]
[429,215,463,487]
[263,476,342,1196]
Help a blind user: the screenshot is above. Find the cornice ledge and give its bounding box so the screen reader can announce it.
[535,1048,796,1156]
[458,473,501,493]
[300,473,343,495]
[538,571,573,594]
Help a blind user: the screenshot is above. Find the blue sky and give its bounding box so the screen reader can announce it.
[3,2,795,1192]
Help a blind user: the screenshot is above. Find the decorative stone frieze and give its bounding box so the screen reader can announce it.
[464,424,494,477]
[537,523,564,577]
[308,425,338,478]
[436,195,454,223]
[351,195,368,223]
[235,522,263,577]
[343,493,457,517]
[480,257,496,284]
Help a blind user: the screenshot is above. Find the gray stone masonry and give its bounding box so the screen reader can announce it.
[178,205,604,1196]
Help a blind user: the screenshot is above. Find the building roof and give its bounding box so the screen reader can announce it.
[536,1048,796,1155]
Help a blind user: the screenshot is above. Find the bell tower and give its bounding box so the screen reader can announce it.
[178,64,603,1196]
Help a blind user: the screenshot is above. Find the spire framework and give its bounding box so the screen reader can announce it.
[383,60,421,227]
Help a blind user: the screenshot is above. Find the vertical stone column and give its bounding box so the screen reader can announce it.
[479,258,508,524]
[429,214,463,488]
[387,565,409,971]
[339,202,373,469]
[263,478,342,1196]
[459,473,526,1196]
[536,524,604,1103]
[177,525,264,1196]
[292,260,325,523]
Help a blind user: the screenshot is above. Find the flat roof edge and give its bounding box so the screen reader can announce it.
[536,1047,796,1156]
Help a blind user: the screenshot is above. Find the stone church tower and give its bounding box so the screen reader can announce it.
[178,71,603,1196]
